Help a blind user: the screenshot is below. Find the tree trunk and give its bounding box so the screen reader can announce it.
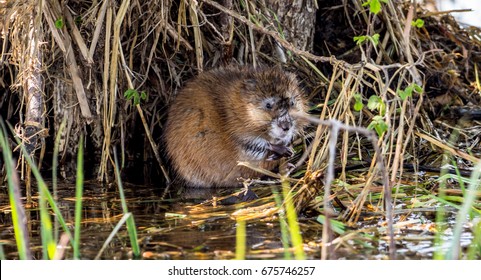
[24,5,44,156]
[265,0,317,51]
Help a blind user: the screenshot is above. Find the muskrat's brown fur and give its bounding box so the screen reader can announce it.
[164,66,307,188]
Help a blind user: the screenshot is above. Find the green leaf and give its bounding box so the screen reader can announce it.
[124,89,137,99]
[353,35,367,45]
[367,95,386,114]
[370,0,382,14]
[354,34,380,46]
[413,83,423,94]
[370,33,380,46]
[354,101,364,111]
[400,86,413,101]
[363,0,387,15]
[367,95,381,111]
[353,94,364,111]
[368,116,388,137]
[397,89,409,101]
[398,83,423,101]
[55,18,64,29]
[124,89,148,105]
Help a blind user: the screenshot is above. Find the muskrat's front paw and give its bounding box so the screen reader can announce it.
[267,144,293,160]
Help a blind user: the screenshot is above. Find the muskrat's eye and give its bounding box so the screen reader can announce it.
[289,97,297,107]
[262,97,277,110]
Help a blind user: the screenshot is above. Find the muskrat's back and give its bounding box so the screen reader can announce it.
[164,66,307,188]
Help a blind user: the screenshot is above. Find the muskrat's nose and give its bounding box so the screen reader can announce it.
[278,114,292,132]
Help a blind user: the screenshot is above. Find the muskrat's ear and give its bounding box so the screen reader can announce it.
[243,79,257,91]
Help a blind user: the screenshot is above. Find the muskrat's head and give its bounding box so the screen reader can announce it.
[239,67,308,146]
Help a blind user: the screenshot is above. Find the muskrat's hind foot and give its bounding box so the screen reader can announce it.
[218,188,259,204]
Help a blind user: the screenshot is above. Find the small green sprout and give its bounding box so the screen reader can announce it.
[354,33,380,47]
[412,19,425,28]
[397,83,423,101]
[55,18,64,29]
[353,93,364,111]
[124,89,148,106]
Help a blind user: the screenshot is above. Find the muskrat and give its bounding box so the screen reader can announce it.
[164,66,307,188]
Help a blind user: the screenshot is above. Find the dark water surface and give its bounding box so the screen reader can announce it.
[0,182,473,260]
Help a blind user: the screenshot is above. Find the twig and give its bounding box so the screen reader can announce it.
[415,131,481,163]
[136,104,171,184]
[321,120,339,260]
[64,6,92,64]
[88,0,109,62]
[401,5,422,85]
[423,9,473,18]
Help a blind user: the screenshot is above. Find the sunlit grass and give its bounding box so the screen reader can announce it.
[281,177,305,260]
[432,129,481,260]
[8,120,72,259]
[432,163,481,259]
[272,187,293,260]
[235,219,246,260]
[0,120,31,259]
[2,118,141,259]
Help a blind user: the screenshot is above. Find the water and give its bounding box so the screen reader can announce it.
[437,0,481,27]
[0,182,475,259]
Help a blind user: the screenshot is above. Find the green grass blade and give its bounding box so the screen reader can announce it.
[73,135,84,259]
[7,122,75,251]
[272,187,293,259]
[39,175,55,259]
[113,148,140,257]
[52,119,66,244]
[447,161,481,259]
[0,120,31,259]
[317,215,346,235]
[281,178,305,260]
[235,219,246,260]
